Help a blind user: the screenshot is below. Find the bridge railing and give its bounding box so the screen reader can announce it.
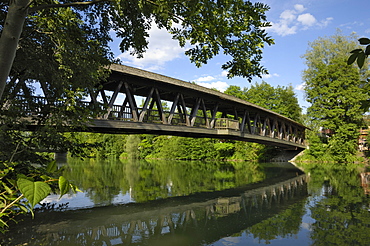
[3,96,306,146]
[214,118,240,131]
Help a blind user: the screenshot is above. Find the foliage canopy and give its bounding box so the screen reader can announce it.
[224,81,302,122]
[0,0,275,100]
[302,31,370,162]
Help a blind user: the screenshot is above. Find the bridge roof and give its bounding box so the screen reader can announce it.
[104,64,307,129]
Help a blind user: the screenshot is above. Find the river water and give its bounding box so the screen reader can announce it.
[2,159,370,245]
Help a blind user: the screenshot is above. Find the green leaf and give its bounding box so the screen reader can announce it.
[46,161,57,173]
[365,45,370,56]
[0,217,8,227]
[17,178,51,208]
[347,53,357,65]
[70,183,82,193]
[17,174,31,181]
[15,203,29,213]
[357,52,366,68]
[359,38,370,45]
[1,183,13,195]
[40,175,51,181]
[350,48,362,54]
[58,176,70,198]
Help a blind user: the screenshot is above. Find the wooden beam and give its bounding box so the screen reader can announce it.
[100,89,108,105]
[200,98,210,128]
[123,82,139,121]
[153,88,167,124]
[139,87,154,122]
[119,97,129,118]
[209,103,219,128]
[168,93,180,124]
[103,80,123,119]
[179,94,190,126]
[240,110,249,133]
[190,98,201,127]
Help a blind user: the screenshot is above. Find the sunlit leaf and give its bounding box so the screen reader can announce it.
[40,175,51,181]
[1,183,13,195]
[17,174,31,181]
[17,178,51,208]
[359,37,370,45]
[0,217,8,227]
[15,203,29,213]
[347,53,358,65]
[70,183,82,193]
[58,176,70,198]
[46,161,57,173]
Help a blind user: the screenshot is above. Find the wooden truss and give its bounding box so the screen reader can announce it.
[92,79,306,146]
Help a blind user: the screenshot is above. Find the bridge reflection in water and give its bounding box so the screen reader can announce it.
[9,174,308,246]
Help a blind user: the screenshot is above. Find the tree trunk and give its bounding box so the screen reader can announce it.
[0,0,30,101]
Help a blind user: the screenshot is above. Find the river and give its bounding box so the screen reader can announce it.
[2,159,370,245]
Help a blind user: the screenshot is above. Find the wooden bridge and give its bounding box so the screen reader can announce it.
[11,64,307,149]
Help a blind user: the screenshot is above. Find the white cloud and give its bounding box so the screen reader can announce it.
[194,76,216,82]
[280,9,296,22]
[294,4,306,13]
[262,73,280,79]
[267,22,297,36]
[192,72,231,92]
[221,70,228,77]
[297,13,317,27]
[197,81,229,92]
[295,83,305,91]
[266,5,332,36]
[319,17,333,28]
[117,24,184,71]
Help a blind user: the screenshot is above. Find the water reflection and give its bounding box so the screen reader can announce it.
[61,159,299,207]
[4,160,370,245]
[4,159,307,246]
[305,165,370,246]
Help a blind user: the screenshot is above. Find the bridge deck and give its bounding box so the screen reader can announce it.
[90,119,305,149]
[94,64,307,149]
[4,64,308,149]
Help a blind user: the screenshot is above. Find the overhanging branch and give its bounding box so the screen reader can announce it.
[29,0,111,13]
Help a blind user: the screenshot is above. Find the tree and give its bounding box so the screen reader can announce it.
[0,0,274,101]
[224,82,302,161]
[224,81,302,122]
[302,31,370,161]
[244,81,302,122]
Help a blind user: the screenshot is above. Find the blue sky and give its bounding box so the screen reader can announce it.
[111,0,370,111]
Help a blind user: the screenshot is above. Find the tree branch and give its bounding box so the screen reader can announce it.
[29,0,111,13]
[0,194,24,214]
[145,0,186,24]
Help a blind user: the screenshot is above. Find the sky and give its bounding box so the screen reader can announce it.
[110,0,370,112]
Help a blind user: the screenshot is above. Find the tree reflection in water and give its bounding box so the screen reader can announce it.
[305,164,370,246]
[62,159,275,204]
[4,160,370,245]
